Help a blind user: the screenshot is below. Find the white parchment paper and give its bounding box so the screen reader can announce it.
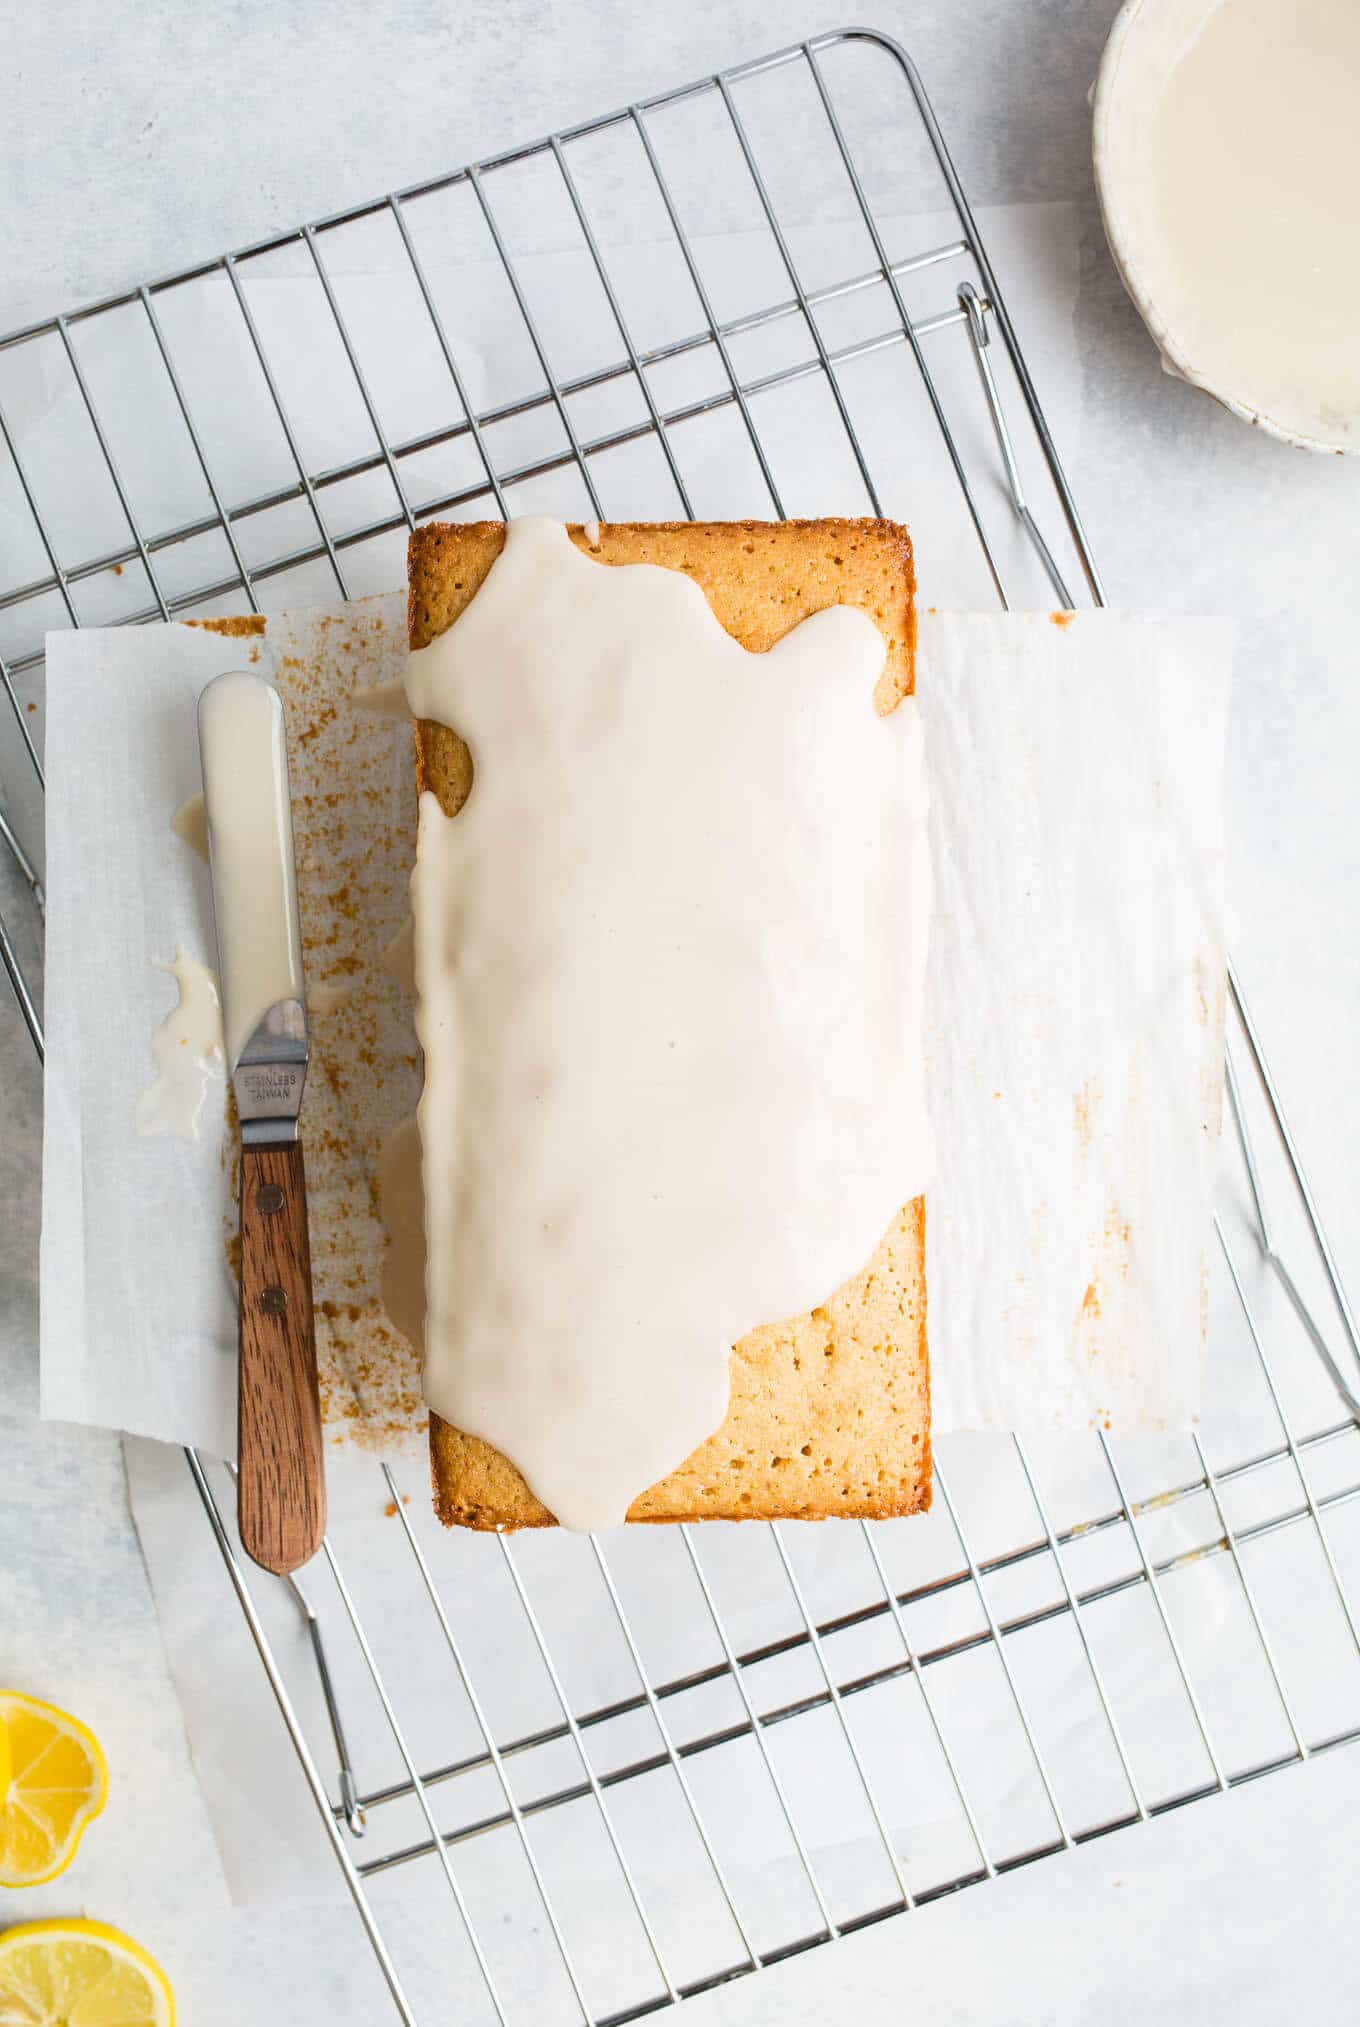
[42,602,424,1459]
[41,601,1230,1451]
[923,609,1230,1430]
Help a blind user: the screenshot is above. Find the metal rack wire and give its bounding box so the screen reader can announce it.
[4,26,1360,2026]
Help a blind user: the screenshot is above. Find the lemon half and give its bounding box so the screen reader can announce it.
[0,1918,174,2027]
[0,1693,108,1888]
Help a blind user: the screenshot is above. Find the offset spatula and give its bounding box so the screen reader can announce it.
[198,671,325,1575]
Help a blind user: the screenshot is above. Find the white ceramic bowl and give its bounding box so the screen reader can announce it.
[1093,0,1360,454]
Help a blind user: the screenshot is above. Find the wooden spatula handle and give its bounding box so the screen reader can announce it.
[237,1139,326,1574]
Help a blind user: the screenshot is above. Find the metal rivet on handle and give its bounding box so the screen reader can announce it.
[260,1285,288,1317]
[256,1183,286,1216]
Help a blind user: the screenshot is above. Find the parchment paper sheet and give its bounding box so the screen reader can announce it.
[40,606,1229,1452]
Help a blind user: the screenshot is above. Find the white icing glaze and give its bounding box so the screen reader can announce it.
[1096,0,1360,451]
[171,791,209,862]
[135,948,224,1140]
[404,517,930,1531]
[197,673,306,1070]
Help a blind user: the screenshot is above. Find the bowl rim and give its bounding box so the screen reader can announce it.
[1092,0,1354,456]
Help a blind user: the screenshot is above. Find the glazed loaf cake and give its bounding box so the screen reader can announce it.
[407,518,929,1528]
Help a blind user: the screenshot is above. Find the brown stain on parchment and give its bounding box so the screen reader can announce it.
[275,602,425,1448]
[1103,1199,1132,1282]
[1073,1076,1101,1153]
[1193,953,1210,1027]
[1194,952,1228,1140]
[187,615,267,639]
[1074,1195,1133,1424]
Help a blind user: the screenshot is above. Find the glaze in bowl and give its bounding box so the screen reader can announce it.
[1093,0,1360,454]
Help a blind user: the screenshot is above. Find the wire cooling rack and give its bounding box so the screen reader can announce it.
[4,25,1360,2026]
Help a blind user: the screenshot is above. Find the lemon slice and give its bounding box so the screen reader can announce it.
[0,1919,173,2027]
[0,1693,108,1888]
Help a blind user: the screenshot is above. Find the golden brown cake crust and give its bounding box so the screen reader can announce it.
[407,519,916,705]
[408,517,928,1528]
